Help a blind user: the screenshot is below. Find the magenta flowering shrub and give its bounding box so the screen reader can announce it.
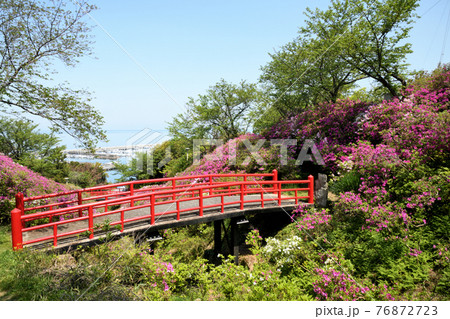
[332,141,448,233]
[403,176,443,214]
[263,99,370,173]
[312,267,373,301]
[0,154,71,223]
[177,133,287,181]
[334,192,411,234]
[338,142,401,197]
[139,254,176,295]
[360,68,450,162]
[404,67,450,110]
[264,99,369,146]
[360,96,450,161]
[312,252,397,301]
[291,204,332,235]
[336,142,447,212]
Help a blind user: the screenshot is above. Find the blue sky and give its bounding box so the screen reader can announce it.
[46,0,450,148]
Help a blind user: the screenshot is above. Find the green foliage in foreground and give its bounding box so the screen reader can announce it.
[0,211,448,301]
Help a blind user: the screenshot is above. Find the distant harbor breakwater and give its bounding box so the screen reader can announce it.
[64,144,156,183]
[63,144,156,160]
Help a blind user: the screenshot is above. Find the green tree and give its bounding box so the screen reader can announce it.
[302,0,419,97]
[0,116,68,181]
[67,161,106,188]
[114,140,174,182]
[169,79,262,141]
[260,0,419,116]
[0,0,106,149]
[114,151,155,182]
[261,37,361,116]
[0,116,60,159]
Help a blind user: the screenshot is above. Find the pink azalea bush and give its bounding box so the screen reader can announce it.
[257,66,450,300]
[312,267,396,301]
[291,204,332,234]
[177,133,287,182]
[263,99,370,173]
[0,154,71,223]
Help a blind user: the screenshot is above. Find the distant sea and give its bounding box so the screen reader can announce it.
[59,129,169,149]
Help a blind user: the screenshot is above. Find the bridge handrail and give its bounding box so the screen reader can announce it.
[18,179,307,221]
[18,171,278,215]
[22,172,275,202]
[18,172,278,216]
[11,171,314,250]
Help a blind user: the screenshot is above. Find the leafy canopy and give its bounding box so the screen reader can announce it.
[260,0,419,117]
[168,79,262,141]
[0,0,106,149]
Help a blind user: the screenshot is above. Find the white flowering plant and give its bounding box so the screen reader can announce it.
[261,235,306,269]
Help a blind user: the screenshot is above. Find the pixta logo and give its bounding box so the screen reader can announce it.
[127,129,324,175]
[126,128,171,175]
[192,138,324,166]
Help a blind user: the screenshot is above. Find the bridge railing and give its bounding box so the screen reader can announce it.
[17,171,279,218]
[11,172,314,250]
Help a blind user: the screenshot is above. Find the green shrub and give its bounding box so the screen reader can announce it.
[330,171,361,194]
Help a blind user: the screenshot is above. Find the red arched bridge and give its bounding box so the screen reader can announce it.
[11,170,314,251]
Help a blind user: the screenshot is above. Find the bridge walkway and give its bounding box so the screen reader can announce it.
[23,194,299,250]
[10,171,314,251]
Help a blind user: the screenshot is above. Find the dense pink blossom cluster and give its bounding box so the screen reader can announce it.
[335,192,411,233]
[360,96,450,160]
[177,133,276,181]
[263,99,370,172]
[263,69,450,174]
[313,267,397,301]
[291,204,331,231]
[0,155,71,222]
[313,267,371,301]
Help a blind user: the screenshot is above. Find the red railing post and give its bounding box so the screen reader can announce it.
[209,176,213,195]
[240,183,244,210]
[308,175,314,204]
[260,192,264,208]
[15,192,24,214]
[15,193,24,227]
[243,176,247,194]
[278,182,282,205]
[130,184,134,207]
[77,190,83,217]
[199,188,204,217]
[172,179,176,200]
[150,194,155,224]
[272,169,278,194]
[11,208,23,250]
[53,225,58,247]
[88,206,94,239]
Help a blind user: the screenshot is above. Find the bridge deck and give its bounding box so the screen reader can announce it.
[23,194,304,250]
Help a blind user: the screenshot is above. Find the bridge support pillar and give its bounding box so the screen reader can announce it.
[230,217,239,265]
[213,221,222,264]
[213,219,241,265]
